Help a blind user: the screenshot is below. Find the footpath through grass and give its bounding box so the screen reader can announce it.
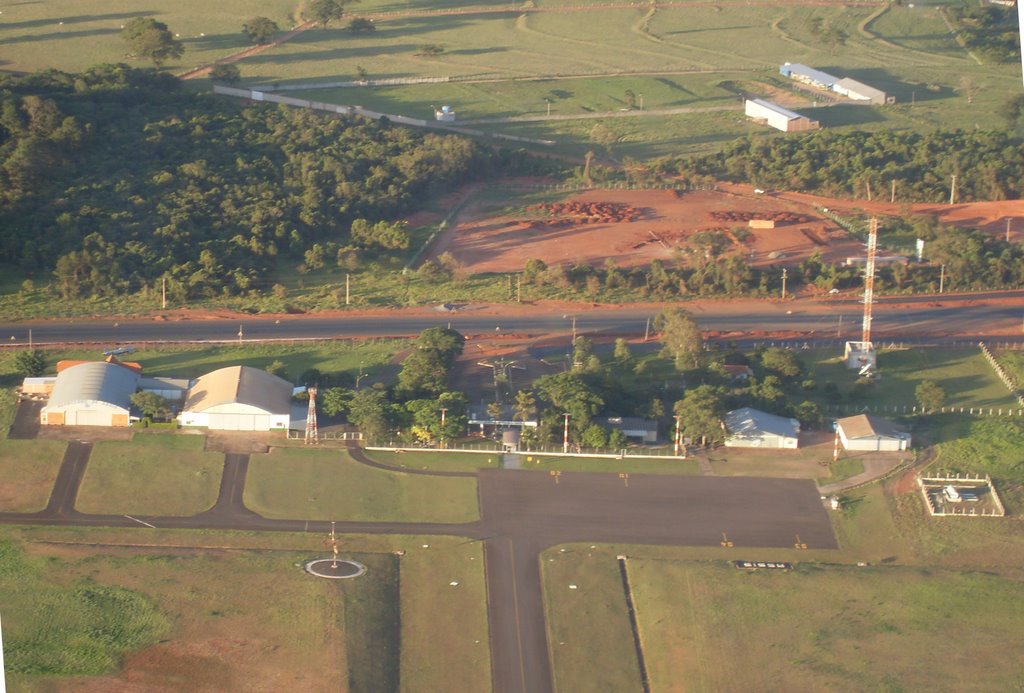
[0,439,66,512]
[75,434,223,516]
[245,447,480,522]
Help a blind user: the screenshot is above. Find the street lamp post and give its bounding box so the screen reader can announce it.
[563,413,570,454]
[440,407,448,449]
[673,415,682,457]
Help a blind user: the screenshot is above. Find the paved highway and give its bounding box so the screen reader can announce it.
[3,292,1023,345]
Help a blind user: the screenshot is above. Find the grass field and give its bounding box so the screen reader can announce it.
[31,340,404,382]
[244,447,480,522]
[0,439,66,512]
[519,453,700,475]
[543,547,644,692]
[364,448,500,471]
[1,527,491,692]
[806,346,1021,411]
[2,0,1018,162]
[628,559,1024,692]
[75,434,223,516]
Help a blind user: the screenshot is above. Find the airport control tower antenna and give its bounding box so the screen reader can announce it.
[305,385,319,444]
[862,217,878,344]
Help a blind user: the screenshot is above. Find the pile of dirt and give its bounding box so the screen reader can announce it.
[525,201,642,227]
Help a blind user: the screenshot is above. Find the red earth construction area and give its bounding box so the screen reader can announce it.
[431,186,1024,274]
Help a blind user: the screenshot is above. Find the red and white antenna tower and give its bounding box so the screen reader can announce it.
[862,217,878,344]
[305,385,319,444]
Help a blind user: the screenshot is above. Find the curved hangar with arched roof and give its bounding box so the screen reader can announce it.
[40,361,140,427]
[178,366,292,431]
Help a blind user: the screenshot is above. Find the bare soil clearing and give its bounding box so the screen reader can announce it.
[433,185,1024,274]
[437,188,864,273]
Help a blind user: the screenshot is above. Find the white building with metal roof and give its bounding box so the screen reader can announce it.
[833,77,891,105]
[40,361,140,427]
[745,99,820,132]
[836,414,910,452]
[723,407,800,449]
[178,366,292,431]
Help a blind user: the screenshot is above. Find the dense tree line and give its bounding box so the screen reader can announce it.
[949,4,1020,64]
[0,66,543,300]
[660,129,1024,203]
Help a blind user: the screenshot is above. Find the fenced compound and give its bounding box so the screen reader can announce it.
[917,472,1006,517]
[365,445,687,460]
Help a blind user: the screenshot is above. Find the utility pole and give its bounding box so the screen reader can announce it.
[440,407,448,449]
[781,268,788,300]
[563,413,570,454]
[949,175,957,205]
[644,317,650,342]
[516,274,522,303]
[1007,218,1012,243]
[673,415,682,457]
[571,316,577,342]
[836,314,843,338]
[865,179,872,201]
[345,274,350,305]
[890,179,896,204]
[238,324,244,344]
[161,277,167,309]
[939,264,945,294]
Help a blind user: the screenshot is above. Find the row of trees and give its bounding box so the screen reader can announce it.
[660,129,1024,203]
[0,66,546,300]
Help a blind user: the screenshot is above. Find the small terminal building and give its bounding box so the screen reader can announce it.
[744,99,820,132]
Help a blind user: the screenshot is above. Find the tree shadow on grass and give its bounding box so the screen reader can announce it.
[0,11,155,31]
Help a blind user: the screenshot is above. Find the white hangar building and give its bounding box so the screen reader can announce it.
[745,99,820,132]
[40,361,140,427]
[723,407,801,449]
[836,414,910,452]
[178,366,292,431]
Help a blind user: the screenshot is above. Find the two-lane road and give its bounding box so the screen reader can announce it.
[3,292,1023,345]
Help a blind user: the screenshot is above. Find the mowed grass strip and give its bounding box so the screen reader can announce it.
[0,439,67,512]
[629,560,1024,692]
[244,448,479,522]
[543,547,644,693]
[75,434,223,516]
[400,540,491,693]
[364,449,499,472]
[522,454,700,475]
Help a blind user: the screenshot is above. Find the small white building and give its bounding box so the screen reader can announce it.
[779,63,838,90]
[178,366,292,431]
[40,361,140,427]
[836,414,910,452]
[723,407,800,449]
[745,99,820,132]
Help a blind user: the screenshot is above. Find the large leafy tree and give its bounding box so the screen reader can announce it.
[304,0,352,28]
[673,385,725,446]
[396,328,464,398]
[243,17,280,45]
[13,349,46,377]
[131,391,171,419]
[121,18,184,67]
[655,307,703,371]
[915,380,946,413]
[535,371,603,439]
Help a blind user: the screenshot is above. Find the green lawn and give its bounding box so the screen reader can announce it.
[75,434,223,516]
[364,448,500,471]
[2,527,491,692]
[41,340,403,382]
[628,559,1024,692]
[244,447,480,522]
[0,439,66,512]
[0,0,297,74]
[543,547,644,693]
[806,347,1021,412]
